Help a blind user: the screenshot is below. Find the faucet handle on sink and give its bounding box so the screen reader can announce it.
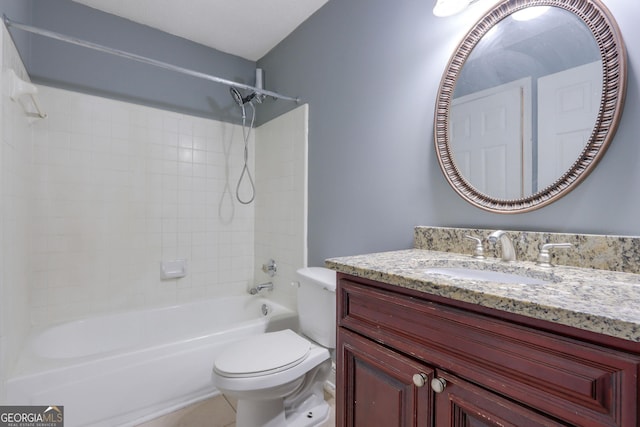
[537,243,572,268]
[464,235,486,259]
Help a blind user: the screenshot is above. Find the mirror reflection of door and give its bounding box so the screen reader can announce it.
[537,60,602,190]
[450,78,532,199]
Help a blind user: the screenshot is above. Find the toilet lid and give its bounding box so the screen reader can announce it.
[214,330,311,378]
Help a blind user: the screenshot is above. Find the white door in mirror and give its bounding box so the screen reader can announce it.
[538,60,602,190]
[451,79,531,199]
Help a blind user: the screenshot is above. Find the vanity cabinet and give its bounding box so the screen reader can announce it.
[336,273,640,427]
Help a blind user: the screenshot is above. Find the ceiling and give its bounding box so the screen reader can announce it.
[71,0,330,61]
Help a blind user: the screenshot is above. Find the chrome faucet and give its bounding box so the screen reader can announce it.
[487,230,516,262]
[249,282,273,295]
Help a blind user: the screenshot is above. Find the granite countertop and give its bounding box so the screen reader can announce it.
[326,249,640,343]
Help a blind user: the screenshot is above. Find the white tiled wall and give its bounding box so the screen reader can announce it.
[30,87,255,325]
[254,105,308,310]
[0,26,33,400]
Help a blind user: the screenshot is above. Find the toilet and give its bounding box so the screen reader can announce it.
[212,267,336,427]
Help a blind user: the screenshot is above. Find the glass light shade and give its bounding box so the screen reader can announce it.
[433,0,471,17]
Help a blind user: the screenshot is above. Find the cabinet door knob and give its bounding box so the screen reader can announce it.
[412,373,428,387]
[431,377,447,393]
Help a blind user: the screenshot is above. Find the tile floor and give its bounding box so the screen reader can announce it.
[137,393,335,427]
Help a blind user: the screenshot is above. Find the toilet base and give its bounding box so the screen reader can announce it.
[285,391,330,427]
[236,393,329,427]
[234,360,332,427]
[236,399,286,427]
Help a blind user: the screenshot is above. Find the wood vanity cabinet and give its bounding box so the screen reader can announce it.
[336,273,640,427]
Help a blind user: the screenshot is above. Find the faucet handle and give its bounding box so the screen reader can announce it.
[464,235,485,259]
[262,259,277,277]
[537,243,572,267]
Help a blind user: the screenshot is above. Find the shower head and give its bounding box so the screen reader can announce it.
[230,87,244,106]
[230,86,262,105]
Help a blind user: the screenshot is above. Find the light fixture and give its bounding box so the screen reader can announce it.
[433,0,472,17]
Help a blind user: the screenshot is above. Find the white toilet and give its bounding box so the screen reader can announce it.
[212,267,336,427]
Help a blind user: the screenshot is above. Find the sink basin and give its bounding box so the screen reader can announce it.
[424,267,550,285]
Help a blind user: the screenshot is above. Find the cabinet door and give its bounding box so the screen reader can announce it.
[337,328,434,427]
[434,371,567,427]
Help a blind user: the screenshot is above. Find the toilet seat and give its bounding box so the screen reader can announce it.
[214,330,311,378]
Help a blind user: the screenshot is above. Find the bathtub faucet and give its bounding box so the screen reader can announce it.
[249,282,274,295]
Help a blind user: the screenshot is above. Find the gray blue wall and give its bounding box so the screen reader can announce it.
[0,0,30,62]
[258,0,640,266]
[1,0,256,123]
[3,0,639,268]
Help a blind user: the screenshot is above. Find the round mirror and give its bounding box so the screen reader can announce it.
[434,0,626,213]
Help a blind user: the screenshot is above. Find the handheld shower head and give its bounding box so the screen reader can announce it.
[230,87,244,106]
[230,86,247,120]
[230,86,262,105]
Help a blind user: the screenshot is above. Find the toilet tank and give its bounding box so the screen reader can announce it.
[296,267,337,348]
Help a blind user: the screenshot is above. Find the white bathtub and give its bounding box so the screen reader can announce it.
[6,296,297,427]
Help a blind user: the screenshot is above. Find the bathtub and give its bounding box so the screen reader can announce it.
[5,296,297,427]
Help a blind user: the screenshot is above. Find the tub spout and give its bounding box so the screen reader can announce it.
[249,282,273,295]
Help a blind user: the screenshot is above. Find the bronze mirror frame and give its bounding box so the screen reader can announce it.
[434,0,627,213]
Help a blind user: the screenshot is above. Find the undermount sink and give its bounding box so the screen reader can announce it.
[424,267,551,285]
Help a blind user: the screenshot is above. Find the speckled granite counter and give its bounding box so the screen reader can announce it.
[414,226,640,274]
[326,249,640,343]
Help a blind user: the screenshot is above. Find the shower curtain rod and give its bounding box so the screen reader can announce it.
[3,16,300,103]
